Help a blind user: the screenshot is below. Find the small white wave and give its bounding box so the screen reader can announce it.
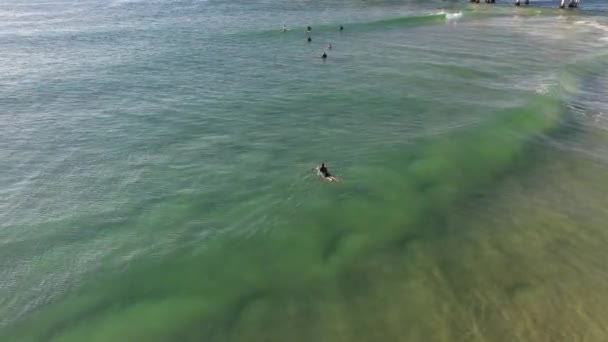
[445,12,463,21]
[592,112,607,123]
[587,22,608,33]
[572,20,608,44]
[535,84,551,95]
[574,20,608,32]
[108,0,198,7]
[108,0,143,7]
[0,10,53,18]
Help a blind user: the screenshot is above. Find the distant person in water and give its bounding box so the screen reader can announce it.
[322,52,327,59]
[317,163,338,182]
[327,43,333,49]
[307,26,312,32]
[339,25,343,31]
[283,24,287,32]
[307,37,312,42]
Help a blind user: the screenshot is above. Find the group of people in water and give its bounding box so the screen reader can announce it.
[282,24,343,181]
[471,0,580,8]
[283,24,344,60]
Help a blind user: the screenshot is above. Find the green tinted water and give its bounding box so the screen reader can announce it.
[2,1,608,341]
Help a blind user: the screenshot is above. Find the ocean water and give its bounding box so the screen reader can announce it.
[2,0,608,341]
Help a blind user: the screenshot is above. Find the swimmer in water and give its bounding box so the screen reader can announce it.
[339,25,343,31]
[307,26,312,32]
[317,163,339,182]
[307,37,312,42]
[327,43,333,49]
[321,52,327,59]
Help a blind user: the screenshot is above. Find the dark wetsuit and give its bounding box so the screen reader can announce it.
[319,165,331,178]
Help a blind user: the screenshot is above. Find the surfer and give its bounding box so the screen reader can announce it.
[317,163,338,182]
[283,24,287,32]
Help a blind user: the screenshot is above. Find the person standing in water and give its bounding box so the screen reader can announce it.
[283,24,287,32]
[307,26,312,33]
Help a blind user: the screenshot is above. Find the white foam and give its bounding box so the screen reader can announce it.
[590,22,608,33]
[592,112,607,123]
[445,12,463,21]
[535,84,550,94]
[572,20,608,44]
[574,20,608,32]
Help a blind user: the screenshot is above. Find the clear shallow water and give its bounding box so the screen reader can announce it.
[1,0,608,341]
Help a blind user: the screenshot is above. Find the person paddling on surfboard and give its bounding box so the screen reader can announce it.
[317,163,339,182]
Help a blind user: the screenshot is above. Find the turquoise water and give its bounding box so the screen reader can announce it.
[2,0,608,341]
